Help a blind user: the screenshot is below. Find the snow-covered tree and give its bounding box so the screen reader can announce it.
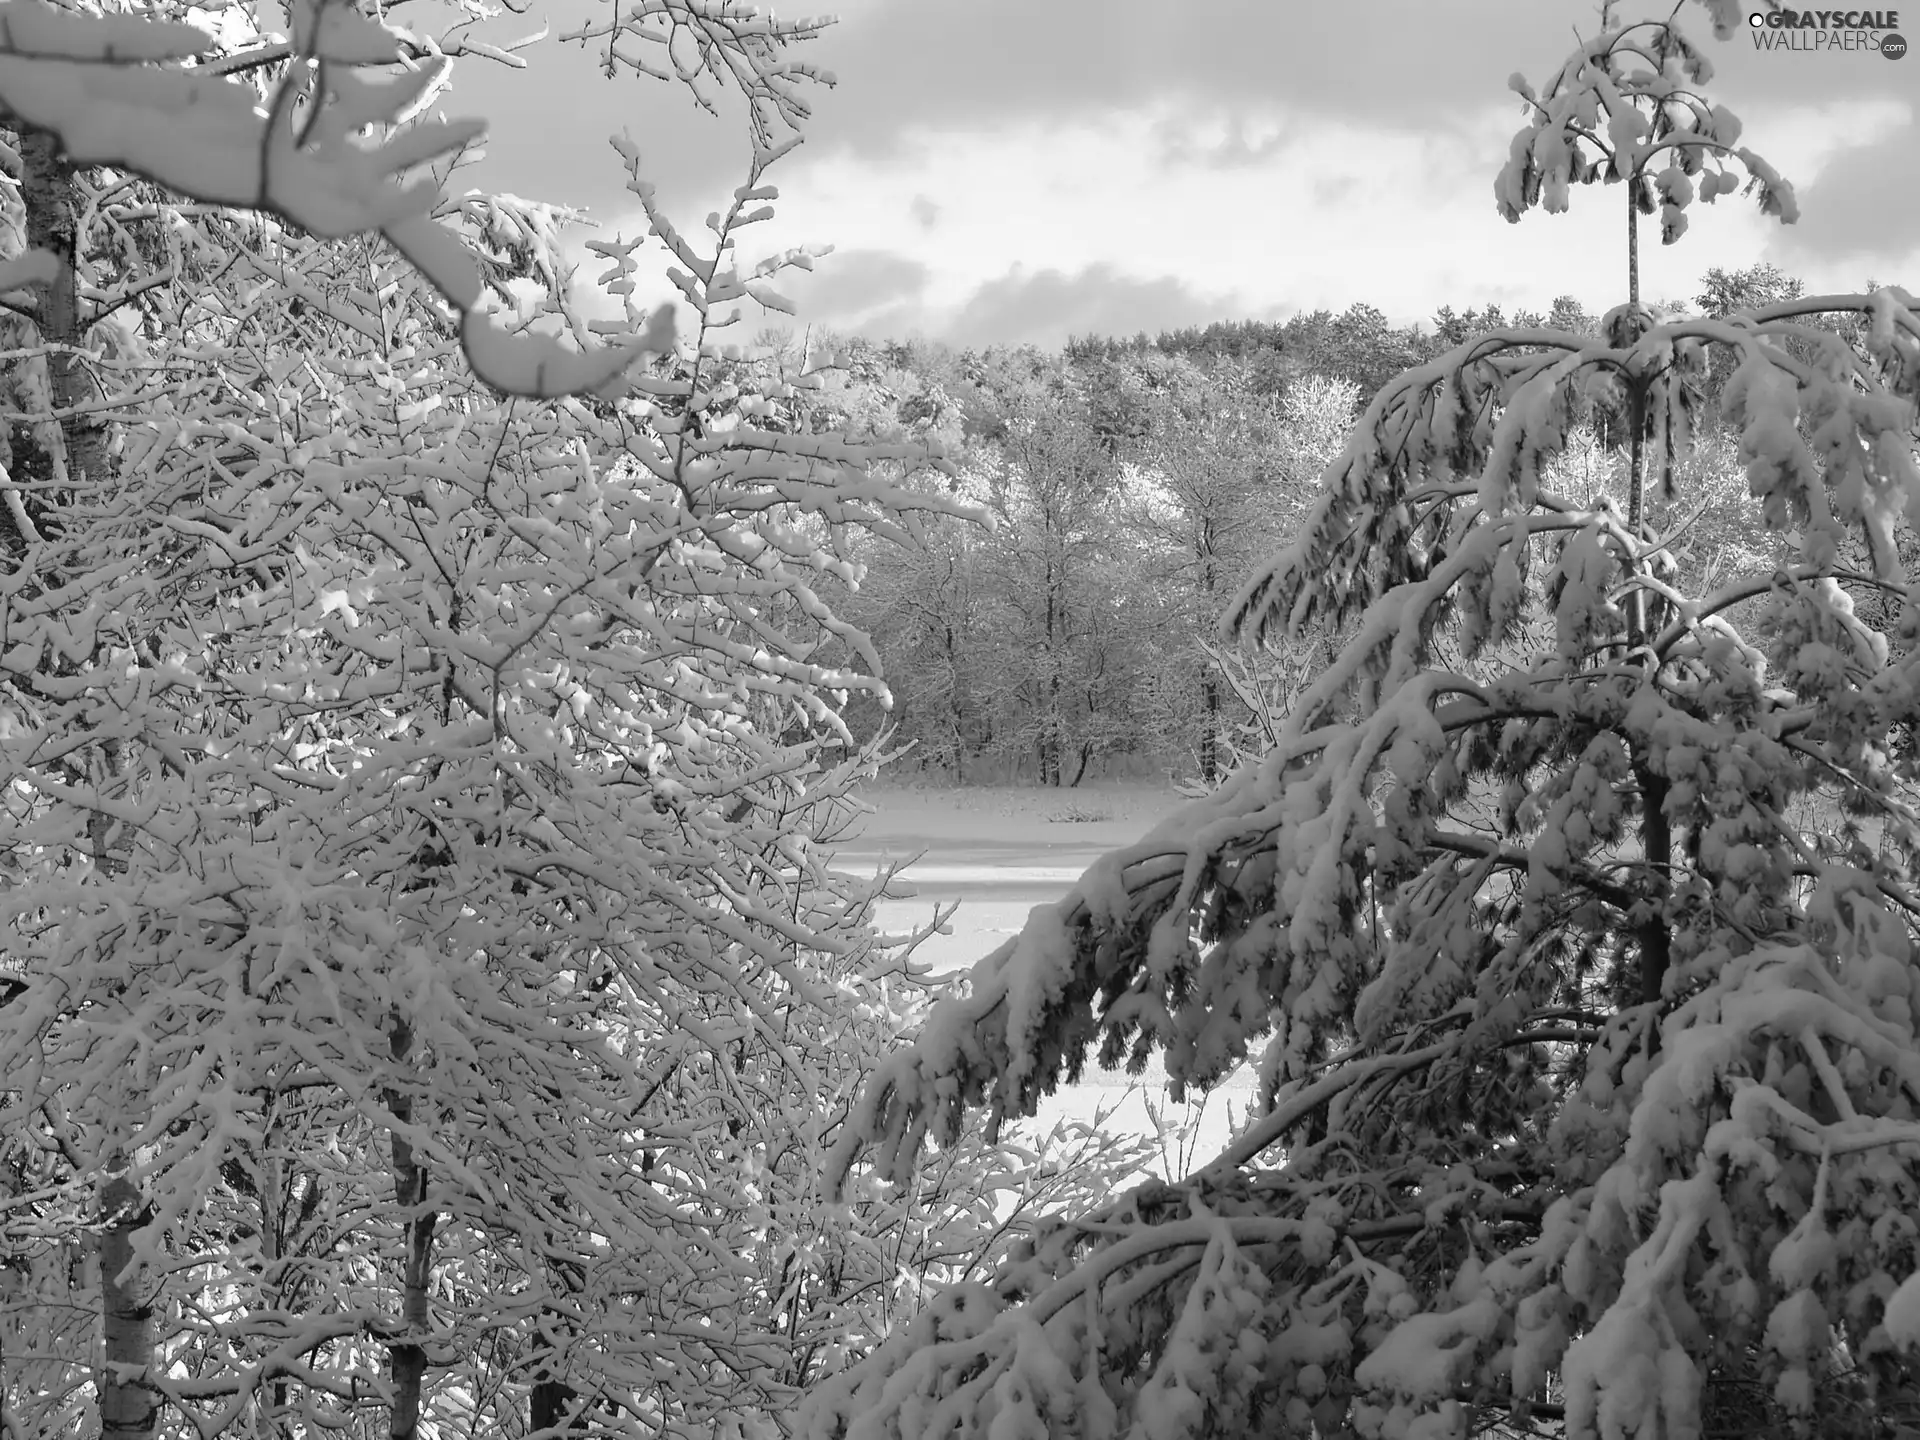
[1119,358,1360,782]
[924,358,1137,786]
[0,3,1077,1438]
[809,8,1920,1440]
[843,488,996,778]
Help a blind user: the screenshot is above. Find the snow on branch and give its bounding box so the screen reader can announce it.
[558,0,836,162]
[1228,292,1920,662]
[0,0,670,397]
[1496,11,1798,244]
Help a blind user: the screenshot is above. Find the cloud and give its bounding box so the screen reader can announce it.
[1768,113,1920,278]
[808,0,1572,147]
[447,2,1920,352]
[1151,110,1294,170]
[1312,173,1361,207]
[939,264,1251,350]
[790,249,932,323]
[446,0,1580,221]
[806,0,1920,156]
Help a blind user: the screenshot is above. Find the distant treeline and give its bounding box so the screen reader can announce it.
[780,262,1881,785]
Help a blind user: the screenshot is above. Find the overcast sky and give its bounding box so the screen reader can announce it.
[441,0,1918,350]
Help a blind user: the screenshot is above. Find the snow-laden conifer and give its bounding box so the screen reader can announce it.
[814,8,1920,1438]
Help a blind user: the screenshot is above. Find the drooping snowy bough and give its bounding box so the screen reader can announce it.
[811,12,1920,1439]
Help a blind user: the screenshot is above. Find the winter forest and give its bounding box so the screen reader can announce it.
[0,0,1918,1438]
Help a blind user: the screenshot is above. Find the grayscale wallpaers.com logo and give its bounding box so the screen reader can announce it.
[1747,9,1907,56]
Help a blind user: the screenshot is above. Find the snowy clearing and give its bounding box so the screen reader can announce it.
[832,781,1254,1173]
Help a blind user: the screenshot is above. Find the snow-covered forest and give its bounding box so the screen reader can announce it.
[1,1,1918,1439]
[777,282,1803,790]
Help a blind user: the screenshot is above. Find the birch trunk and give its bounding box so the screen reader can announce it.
[22,126,151,1440]
[96,1169,156,1440]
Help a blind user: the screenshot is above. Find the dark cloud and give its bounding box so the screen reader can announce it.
[448,0,1573,219]
[806,1,1581,153]
[940,264,1251,350]
[794,1,1919,200]
[1771,122,1920,278]
[435,0,1914,336]
[1151,110,1295,170]
[788,249,932,322]
[443,0,1917,217]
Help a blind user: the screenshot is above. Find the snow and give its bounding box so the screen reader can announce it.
[0,246,59,291]
[1355,1298,1503,1406]
[837,781,1189,872]
[0,2,690,403]
[830,782,1254,1168]
[1885,1272,1920,1352]
[293,0,416,64]
[0,0,214,61]
[458,301,671,400]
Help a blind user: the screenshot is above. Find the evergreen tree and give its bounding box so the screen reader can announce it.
[810,8,1920,1438]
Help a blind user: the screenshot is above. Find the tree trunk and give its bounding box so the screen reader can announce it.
[530,1379,579,1435]
[1635,764,1673,1006]
[257,1133,293,1433]
[1627,373,1672,1014]
[25,129,153,1439]
[1198,523,1221,783]
[529,1323,588,1440]
[1068,741,1092,788]
[385,1019,436,1440]
[530,1196,590,1435]
[97,1168,156,1440]
[1621,183,1674,1019]
[21,129,110,508]
[1626,176,1639,314]
[1043,541,1064,786]
[1199,669,1220,784]
[1624,180,1647,646]
[942,621,967,777]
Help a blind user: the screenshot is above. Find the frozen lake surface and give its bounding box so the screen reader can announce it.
[831,783,1257,1179]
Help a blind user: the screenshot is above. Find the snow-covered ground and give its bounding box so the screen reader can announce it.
[831,781,1256,1178]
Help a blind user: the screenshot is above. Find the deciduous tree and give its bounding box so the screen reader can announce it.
[0,4,1052,1438]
